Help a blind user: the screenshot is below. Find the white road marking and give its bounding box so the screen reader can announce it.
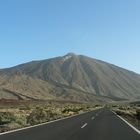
[111,110,117,115]
[117,115,140,135]
[81,123,88,129]
[111,110,140,135]
[96,114,98,116]
[91,117,95,120]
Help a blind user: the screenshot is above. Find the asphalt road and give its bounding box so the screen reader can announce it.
[0,108,140,140]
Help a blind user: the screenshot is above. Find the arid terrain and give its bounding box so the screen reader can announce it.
[0,53,140,103]
[0,99,101,133]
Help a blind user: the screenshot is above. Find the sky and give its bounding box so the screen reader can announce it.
[0,0,140,73]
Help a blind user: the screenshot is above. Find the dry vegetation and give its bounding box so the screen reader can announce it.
[0,100,101,133]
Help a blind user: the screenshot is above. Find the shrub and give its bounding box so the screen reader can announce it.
[136,109,140,120]
[15,116,27,126]
[6,122,21,130]
[27,107,56,125]
[62,107,83,114]
[0,112,16,125]
[115,110,124,115]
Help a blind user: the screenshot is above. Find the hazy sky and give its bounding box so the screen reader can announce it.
[0,0,140,73]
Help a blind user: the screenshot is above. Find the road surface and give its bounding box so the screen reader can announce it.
[0,108,140,140]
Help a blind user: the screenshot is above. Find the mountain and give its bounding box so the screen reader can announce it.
[0,53,140,103]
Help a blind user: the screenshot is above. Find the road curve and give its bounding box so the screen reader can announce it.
[0,108,140,140]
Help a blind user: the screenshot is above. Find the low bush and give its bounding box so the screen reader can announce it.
[27,107,58,125]
[136,109,140,120]
[0,112,16,125]
[15,116,27,126]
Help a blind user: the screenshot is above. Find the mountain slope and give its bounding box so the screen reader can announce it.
[0,74,56,100]
[0,53,140,102]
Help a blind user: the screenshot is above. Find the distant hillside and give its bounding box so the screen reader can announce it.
[0,53,140,103]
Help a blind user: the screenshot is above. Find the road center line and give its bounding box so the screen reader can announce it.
[91,117,95,120]
[81,123,87,129]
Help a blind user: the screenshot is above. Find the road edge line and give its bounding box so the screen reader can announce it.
[0,108,102,136]
[111,110,140,135]
[117,115,140,135]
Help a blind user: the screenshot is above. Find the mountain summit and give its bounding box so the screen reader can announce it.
[0,53,140,103]
[65,52,77,56]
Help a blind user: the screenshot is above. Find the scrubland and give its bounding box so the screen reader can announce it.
[0,100,101,133]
